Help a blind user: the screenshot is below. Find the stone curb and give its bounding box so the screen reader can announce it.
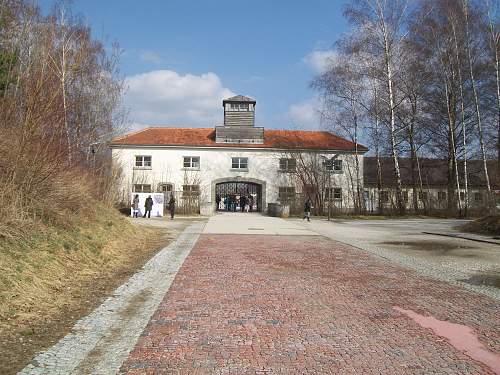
[19,221,205,375]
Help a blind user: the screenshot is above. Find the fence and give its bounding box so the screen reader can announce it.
[164,190,200,215]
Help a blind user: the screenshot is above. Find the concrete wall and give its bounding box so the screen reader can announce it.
[112,146,363,216]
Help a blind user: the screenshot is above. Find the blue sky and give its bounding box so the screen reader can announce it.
[38,0,348,130]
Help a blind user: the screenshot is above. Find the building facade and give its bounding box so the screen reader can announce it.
[110,96,367,215]
[363,157,499,214]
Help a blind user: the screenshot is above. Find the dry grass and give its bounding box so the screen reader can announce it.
[461,215,500,236]
[0,204,170,374]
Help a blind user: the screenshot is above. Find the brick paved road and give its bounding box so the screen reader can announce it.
[121,234,500,374]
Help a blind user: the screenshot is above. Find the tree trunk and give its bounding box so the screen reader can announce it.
[464,1,491,199]
[383,27,404,215]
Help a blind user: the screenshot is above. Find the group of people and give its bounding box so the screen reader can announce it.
[132,194,176,219]
[215,193,254,212]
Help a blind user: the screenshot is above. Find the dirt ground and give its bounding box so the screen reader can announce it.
[0,218,190,375]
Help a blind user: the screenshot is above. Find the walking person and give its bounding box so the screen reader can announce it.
[168,194,176,220]
[143,195,153,218]
[303,198,312,222]
[132,194,140,218]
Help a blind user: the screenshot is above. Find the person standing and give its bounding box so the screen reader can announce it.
[216,194,221,211]
[249,195,254,212]
[303,198,312,222]
[168,194,176,219]
[144,195,153,218]
[239,195,246,213]
[132,194,140,218]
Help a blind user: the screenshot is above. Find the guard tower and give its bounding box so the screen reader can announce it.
[215,95,264,143]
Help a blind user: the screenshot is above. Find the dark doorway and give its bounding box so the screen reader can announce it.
[215,182,262,212]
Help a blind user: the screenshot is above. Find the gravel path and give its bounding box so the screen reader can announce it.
[19,221,205,375]
[294,219,500,301]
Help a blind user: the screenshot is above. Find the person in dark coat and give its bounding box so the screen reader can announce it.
[216,194,221,211]
[239,195,246,212]
[168,194,176,219]
[303,198,312,222]
[144,195,153,218]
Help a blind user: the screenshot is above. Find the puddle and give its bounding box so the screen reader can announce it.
[461,273,500,289]
[381,241,476,254]
[394,307,500,374]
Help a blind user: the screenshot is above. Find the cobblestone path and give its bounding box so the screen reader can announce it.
[121,235,500,374]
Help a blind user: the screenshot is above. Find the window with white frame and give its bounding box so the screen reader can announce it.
[325,158,342,172]
[158,183,173,193]
[133,184,152,193]
[325,187,342,200]
[183,156,200,169]
[135,155,152,168]
[230,103,249,111]
[231,157,248,169]
[278,186,295,202]
[182,184,200,197]
[279,158,296,172]
[419,191,428,201]
[402,191,409,203]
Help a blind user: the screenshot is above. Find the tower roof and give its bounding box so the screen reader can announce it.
[222,95,256,105]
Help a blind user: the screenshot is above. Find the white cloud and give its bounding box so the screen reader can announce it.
[124,70,235,129]
[287,97,322,130]
[303,50,337,74]
[139,50,163,64]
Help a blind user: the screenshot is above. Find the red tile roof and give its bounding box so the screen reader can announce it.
[110,127,368,152]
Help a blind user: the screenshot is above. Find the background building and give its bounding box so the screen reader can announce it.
[364,157,500,214]
[110,95,367,215]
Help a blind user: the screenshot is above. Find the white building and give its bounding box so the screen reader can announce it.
[110,95,367,215]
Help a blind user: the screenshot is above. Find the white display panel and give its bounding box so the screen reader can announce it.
[130,192,164,217]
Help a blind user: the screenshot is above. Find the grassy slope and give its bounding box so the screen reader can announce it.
[0,205,167,374]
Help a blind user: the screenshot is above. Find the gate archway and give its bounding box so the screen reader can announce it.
[211,177,266,213]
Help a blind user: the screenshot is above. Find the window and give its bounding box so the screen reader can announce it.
[460,192,465,201]
[380,191,389,203]
[279,186,295,202]
[325,187,342,201]
[418,191,428,201]
[279,158,296,172]
[438,191,447,201]
[230,103,249,111]
[135,155,152,168]
[183,156,200,169]
[182,185,199,197]
[158,183,173,193]
[474,192,482,202]
[402,191,409,203]
[325,158,342,172]
[231,157,248,169]
[133,184,152,193]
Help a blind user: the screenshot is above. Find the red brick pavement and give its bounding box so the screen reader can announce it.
[121,235,500,374]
